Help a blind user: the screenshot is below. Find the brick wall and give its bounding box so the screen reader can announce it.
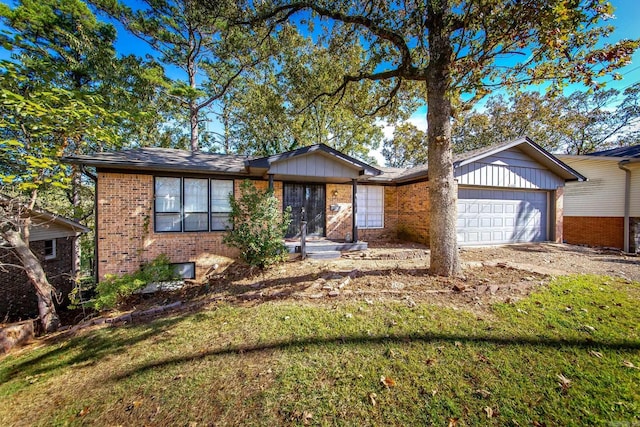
[98,172,245,280]
[0,237,74,322]
[396,181,431,245]
[563,216,624,249]
[325,183,353,240]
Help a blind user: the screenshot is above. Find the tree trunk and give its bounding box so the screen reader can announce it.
[426,0,461,276]
[188,30,199,152]
[2,229,60,332]
[189,99,199,152]
[71,165,82,280]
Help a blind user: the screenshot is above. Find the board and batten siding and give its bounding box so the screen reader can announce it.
[269,153,359,179]
[455,147,564,190]
[559,156,640,217]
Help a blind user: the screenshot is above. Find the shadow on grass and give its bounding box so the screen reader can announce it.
[0,315,184,383]
[109,331,640,382]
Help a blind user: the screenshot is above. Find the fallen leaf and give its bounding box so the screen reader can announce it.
[622,360,639,369]
[432,389,438,396]
[588,350,603,358]
[475,389,492,398]
[557,374,571,393]
[484,406,494,418]
[303,411,313,425]
[369,392,377,406]
[448,417,459,427]
[425,358,437,366]
[380,376,396,389]
[77,407,90,417]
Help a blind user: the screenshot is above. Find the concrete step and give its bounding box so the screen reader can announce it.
[285,240,368,254]
[306,251,342,260]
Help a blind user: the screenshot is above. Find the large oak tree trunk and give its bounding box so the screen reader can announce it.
[2,229,60,332]
[426,0,461,276]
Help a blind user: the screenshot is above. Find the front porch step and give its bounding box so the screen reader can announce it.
[285,240,368,254]
[306,251,342,260]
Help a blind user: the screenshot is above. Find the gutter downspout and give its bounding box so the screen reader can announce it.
[618,160,631,253]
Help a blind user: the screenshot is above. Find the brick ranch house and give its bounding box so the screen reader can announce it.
[558,145,640,253]
[0,200,89,322]
[65,137,585,281]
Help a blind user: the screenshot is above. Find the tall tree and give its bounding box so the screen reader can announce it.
[223,30,413,160]
[452,84,640,154]
[235,0,638,276]
[0,61,122,331]
[1,0,179,276]
[92,0,274,152]
[383,122,428,167]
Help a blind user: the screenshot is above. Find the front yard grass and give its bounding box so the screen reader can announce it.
[0,275,638,426]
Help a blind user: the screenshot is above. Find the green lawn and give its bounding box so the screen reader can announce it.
[1,275,639,426]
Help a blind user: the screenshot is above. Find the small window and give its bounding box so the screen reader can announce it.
[44,239,56,260]
[172,262,196,280]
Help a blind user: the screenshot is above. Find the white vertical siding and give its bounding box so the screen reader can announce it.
[560,157,639,217]
[29,219,81,241]
[270,153,359,178]
[455,147,564,190]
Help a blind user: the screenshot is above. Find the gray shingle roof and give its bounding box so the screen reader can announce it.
[64,147,252,175]
[587,145,640,158]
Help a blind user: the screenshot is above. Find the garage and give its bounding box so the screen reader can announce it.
[457,188,548,245]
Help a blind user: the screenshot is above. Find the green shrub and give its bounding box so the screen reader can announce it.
[92,254,179,310]
[223,180,291,268]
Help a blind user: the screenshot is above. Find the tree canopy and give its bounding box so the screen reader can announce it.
[230,0,638,276]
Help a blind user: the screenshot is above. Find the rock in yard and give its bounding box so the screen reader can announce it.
[328,290,340,297]
[391,281,405,290]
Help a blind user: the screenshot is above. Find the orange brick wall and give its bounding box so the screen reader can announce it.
[563,216,624,249]
[326,183,353,240]
[97,172,257,280]
[396,181,430,245]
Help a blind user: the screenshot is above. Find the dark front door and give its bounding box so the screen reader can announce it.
[284,183,325,238]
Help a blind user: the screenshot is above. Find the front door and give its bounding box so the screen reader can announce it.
[284,183,325,238]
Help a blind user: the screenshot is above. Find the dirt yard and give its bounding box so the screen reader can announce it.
[180,242,639,314]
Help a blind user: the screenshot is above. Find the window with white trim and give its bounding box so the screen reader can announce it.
[357,185,384,229]
[44,239,56,260]
[154,177,233,232]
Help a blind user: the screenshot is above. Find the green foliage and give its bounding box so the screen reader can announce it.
[382,122,428,167]
[453,84,640,155]
[92,254,179,311]
[223,180,291,268]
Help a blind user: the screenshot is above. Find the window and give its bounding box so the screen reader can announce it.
[211,179,234,230]
[172,262,196,280]
[357,185,384,229]
[154,177,233,232]
[44,239,56,260]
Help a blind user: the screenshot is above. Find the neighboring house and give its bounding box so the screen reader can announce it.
[0,201,89,322]
[558,145,640,252]
[64,137,584,281]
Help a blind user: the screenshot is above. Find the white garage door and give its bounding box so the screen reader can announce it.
[457,188,548,246]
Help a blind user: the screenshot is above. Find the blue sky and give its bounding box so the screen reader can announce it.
[1,0,639,162]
